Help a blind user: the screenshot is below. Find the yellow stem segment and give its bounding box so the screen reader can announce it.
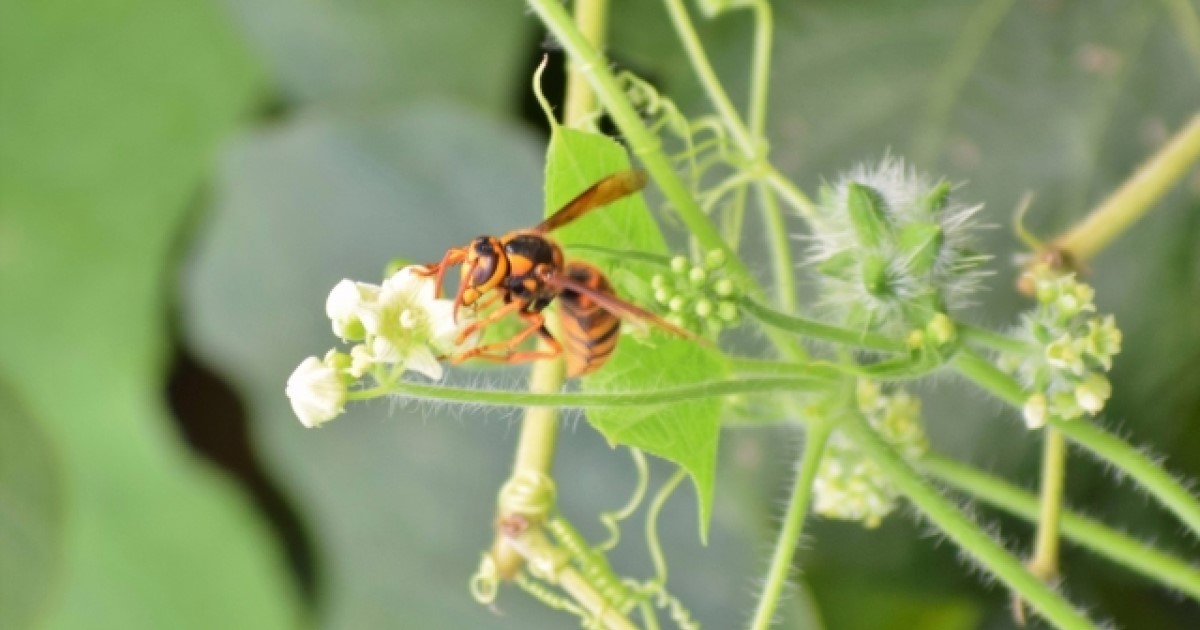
[1053,112,1200,262]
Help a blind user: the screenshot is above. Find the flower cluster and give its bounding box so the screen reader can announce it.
[807,157,990,335]
[651,249,740,334]
[285,267,477,428]
[1002,266,1122,429]
[814,380,930,528]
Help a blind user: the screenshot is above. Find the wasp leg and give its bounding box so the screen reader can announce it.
[451,313,563,366]
[455,299,524,345]
[413,247,467,299]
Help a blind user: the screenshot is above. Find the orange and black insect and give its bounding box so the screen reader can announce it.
[417,169,693,377]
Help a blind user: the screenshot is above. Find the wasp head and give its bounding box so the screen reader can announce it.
[460,236,508,306]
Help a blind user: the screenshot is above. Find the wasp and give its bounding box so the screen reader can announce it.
[417,170,693,377]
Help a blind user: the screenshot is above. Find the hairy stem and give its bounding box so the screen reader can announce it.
[749,419,832,630]
[349,375,827,408]
[1052,112,1200,262]
[744,1,797,313]
[921,453,1200,601]
[740,298,908,353]
[839,410,1098,630]
[1053,419,1200,539]
[958,323,1037,355]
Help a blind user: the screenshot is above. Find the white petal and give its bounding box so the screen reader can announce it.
[369,336,402,364]
[404,345,444,381]
[425,300,465,351]
[382,266,434,305]
[285,357,347,428]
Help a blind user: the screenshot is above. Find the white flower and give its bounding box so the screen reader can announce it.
[343,266,477,382]
[286,354,348,428]
[326,280,382,341]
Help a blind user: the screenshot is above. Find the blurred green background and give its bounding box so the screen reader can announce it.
[2,1,1198,628]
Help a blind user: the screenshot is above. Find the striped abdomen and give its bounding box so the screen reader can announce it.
[558,262,620,377]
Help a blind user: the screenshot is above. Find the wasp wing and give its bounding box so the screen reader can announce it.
[545,270,703,342]
[533,170,649,234]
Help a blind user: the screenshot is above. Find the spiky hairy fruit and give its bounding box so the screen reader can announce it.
[806,156,990,335]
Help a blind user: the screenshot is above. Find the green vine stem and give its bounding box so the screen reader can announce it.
[958,323,1037,355]
[1051,112,1200,263]
[1029,429,1067,581]
[348,375,827,408]
[920,453,1200,601]
[563,0,608,126]
[952,347,1200,539]
[660,0,756,155]
[740,298,908,353]
[1053,419,1200,538]
[1016,428,1068,625]
[838,410,1099,630]
[749,419,833,630]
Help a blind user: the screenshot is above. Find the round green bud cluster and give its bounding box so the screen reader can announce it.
[814,381,930,528]
[651,249,741,334]
[807,157,989,335]
[1002,265,1122,430]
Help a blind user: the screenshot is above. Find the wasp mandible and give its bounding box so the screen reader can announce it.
[417,170,694,377]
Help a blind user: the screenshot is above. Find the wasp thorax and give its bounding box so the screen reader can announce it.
[461,236,508,305]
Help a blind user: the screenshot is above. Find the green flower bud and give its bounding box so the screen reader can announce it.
[705,248,727,269]
[925,313,956,346]
[668,296,686,313]
[688,266,707,286]
[670,255,689,274]
[1045,335,1084,376]
[1050,391,1084,421]
[713,277,735,298]
[1083,315,1121,370]
[654,288,671,305]
[716,301,739,322]
[694,299,714,318]
[651,274,667,290]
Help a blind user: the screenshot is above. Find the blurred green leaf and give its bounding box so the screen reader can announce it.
[0,382,63,630]
[0,1,302,628]
[186,105,768,627]
[217,0,530,112]
[544,127,728,539]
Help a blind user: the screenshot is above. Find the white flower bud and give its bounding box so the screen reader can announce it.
[1023,393,1048,430]
[1075,373,1112,415]
[286,356,347,428]
[326,280,381,341]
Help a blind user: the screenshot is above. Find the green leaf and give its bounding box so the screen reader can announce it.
[544,127,669,253]
[0,382,63,630]
[543,126,728,540]
[218,0,529,112]
[186,106,765,627]
[0,1,302,628]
